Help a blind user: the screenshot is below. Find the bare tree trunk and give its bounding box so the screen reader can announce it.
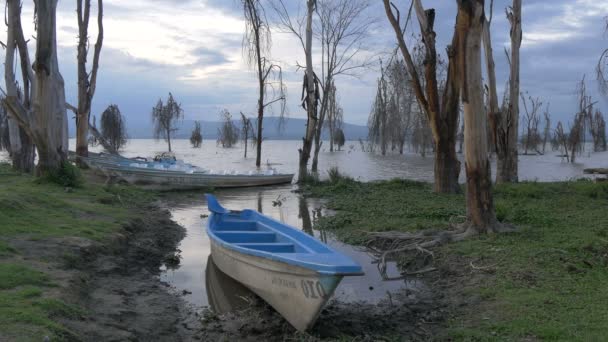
[496,0,521,183]
[298,0,318,182]
[458,0,497,232]
[76,0,103,163]
[383,0,461,193]
[4,1,35,173]
[3,0,67,175]
[311,88,327,172]
[167,129,172,152]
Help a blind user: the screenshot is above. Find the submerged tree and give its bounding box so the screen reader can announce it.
[310,0,374,172]
[3,0,69,175]
[217,110,239,148]
[590,110,607,152]
[190,121,203,148]
[520,92,542,154]
[333,128,345,151]
[368,73,390,155]
[326,82,344,152]
[484,0,521,183]
[541,104,551,154]
[242,0,286,167]
[74,0,104,162]
[240,112,255,158]
[100,104,127,152]
[383,0,462,193]
[151,93,183,152]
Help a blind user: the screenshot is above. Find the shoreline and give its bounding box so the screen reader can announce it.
[0,164,197,341]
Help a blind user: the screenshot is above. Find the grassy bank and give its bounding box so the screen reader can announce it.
[304,177,608,341]
[0,163,154,340]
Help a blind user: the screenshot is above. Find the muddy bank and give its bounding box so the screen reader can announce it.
[194,284,444,341]
[8,204,198,341]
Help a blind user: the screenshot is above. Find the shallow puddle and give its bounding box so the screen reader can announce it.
[160,185,423,310]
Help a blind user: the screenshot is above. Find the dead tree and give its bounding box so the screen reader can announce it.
[590,110,607,152]
[492,0,521,183]
[151,93,183,152]
[1,2,35,173]
[598,16,608,95]
[190,121,203,148]
[3,0,69,175]
[242,0,286,168]
[75,0,103,162]
[240,112,255,157]
[100,104,127,152]
[368,74,390,155]
[298,0,319,181]
[520,92,542,155]
[383,0,462,193]
[217,110,239,148]
[310,0,373,172]
[326,82,344,152]
[555,121,570,162]
[541,104,551,154]
[270,0,318,180]
[458,0,501,233]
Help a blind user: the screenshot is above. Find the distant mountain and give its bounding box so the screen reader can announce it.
[100,117,369,140]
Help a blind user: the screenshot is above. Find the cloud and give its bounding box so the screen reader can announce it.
[1,0,607,129]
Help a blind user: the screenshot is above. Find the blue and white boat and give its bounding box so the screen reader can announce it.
[205,194,363,331]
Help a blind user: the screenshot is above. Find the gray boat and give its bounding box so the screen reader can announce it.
[77,153,294,190]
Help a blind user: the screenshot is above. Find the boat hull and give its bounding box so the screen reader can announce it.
[79,157,294,190]
[209,239,342,331]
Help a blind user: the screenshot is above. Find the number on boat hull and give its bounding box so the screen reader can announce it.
[301,280,326,299]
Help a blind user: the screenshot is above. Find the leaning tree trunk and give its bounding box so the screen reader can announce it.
[496,0,521,183]
[4,0,35,173]
[458,0,497,232]
[4,0,68,175]
[298,0,318,182]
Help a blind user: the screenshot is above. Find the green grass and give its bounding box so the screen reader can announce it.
[0,163,155,341]
[0,264,80,341]
[0,163,152,240]
[306,179,608,341]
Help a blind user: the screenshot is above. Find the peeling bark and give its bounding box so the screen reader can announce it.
[3,0,67,175]
[457,0,498,232]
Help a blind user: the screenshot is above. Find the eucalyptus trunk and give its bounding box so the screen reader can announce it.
[458,0,497,232]
[298,0,318,182]
[3,0,67,175]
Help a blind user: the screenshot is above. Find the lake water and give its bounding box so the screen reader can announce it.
[1,138,607,182]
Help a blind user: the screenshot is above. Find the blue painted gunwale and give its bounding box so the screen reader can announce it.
[205,194,364,276]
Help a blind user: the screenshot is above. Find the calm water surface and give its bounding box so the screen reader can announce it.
[160,187,418,309]
[3,138,608,182]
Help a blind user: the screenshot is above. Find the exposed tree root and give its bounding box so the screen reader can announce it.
[365,220,517,280]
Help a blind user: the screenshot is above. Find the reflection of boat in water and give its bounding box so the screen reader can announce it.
[75,152,295,190]
[205,255,252,313]
[205,194,364,331]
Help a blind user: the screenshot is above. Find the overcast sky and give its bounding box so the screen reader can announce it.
[3,0,608,128]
